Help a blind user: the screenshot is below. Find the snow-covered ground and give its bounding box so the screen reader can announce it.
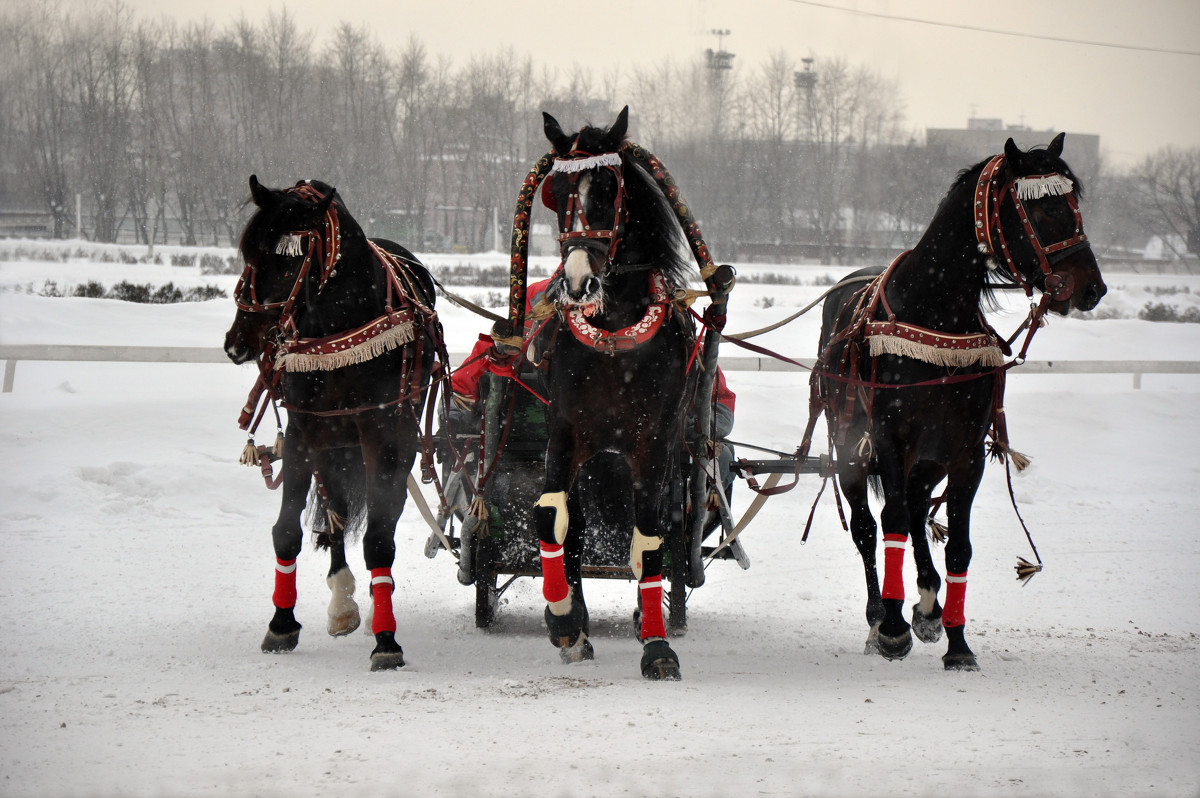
[1,246,1198,797]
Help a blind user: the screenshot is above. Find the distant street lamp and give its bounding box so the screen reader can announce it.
[794,57,817,142]
[705,29,734,72]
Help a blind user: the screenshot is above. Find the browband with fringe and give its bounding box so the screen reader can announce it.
[1013,174,1074,200]
[551,152,622,173]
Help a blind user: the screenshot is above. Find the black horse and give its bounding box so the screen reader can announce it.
[532,108,698,679]
[224,176,445,671]
[815,134,1106,670]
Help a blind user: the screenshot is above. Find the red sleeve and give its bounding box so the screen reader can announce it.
[713,367,735,413]
[450,334,495,399]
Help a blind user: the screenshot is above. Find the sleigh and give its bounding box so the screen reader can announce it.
[426,356,757,633]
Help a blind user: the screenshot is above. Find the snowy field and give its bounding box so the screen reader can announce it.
[1,245,1198,797]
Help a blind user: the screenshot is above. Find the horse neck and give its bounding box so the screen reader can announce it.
[890,190,990,332]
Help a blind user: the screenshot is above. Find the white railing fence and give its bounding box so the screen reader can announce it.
[2,344,1198,392]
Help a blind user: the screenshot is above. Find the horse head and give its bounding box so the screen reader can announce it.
[224,176,342,364]
[540,107,631,310]
[986,134,1107,314]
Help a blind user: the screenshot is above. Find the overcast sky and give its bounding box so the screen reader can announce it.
[113,0,1200,169]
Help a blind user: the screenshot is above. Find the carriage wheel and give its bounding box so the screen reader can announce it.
[473,533,498,628]
[474,567,497,628]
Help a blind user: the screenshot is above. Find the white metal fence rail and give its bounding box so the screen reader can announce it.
[3,344,1198,392]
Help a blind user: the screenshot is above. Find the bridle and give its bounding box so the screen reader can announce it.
[544,150,627,269]
[973,154,1090,302]
[233,183,342,335]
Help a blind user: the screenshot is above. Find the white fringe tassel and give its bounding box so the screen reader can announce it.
[551,152,622,173]
[1014,174,1074,200]
[275,234,304,257]
[277,322,416,372]
[868,335,1005,368]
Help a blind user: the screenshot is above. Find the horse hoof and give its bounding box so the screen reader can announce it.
[369,631,405,671]
[943,652,980,671]
[640,639,681,681]
[261,613,301,653]
[559,635,595,664]
[328,607,361,637]
[911,602,944,644]
[261,628,300,653]
[545,603,589,649]
[876,629,913,661]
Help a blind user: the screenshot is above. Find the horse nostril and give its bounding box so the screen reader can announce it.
[582,275,600,296]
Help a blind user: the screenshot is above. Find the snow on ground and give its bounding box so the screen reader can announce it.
[1,247,1198,797]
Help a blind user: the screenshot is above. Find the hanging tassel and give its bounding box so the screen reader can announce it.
[469,495,488,520]
[240,438,260,466]
[1008,448,1031,472]
[926,515,947,544]
[272,431,285,459]
[989,439,1033,472]
[855,431,874,459]
[1015,556,1042,585]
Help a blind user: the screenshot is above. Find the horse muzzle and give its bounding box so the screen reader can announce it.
[561,245,606,309]
[224,332,256,365]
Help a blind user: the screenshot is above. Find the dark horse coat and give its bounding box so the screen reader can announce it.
[814,135,1106,670]
[225,176,445,671]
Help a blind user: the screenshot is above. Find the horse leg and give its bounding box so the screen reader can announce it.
[874,449,914,660]
[359,423,413,671]
[325,530,360,637]
[907,461,945,644]
[536,423,589,657]
[633,453,681,681]
[838,459,884,654]
[941,452,984,671]
[317,450,361,637]
[551,487,593,663]
[261,434,312,653]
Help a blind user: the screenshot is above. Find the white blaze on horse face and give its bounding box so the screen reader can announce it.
[535,491,569,545]
[563,173,593,295]
[630,526,662,582]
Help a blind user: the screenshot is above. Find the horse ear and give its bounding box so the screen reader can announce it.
[604,106,630,151]
[1003,137,1024,170]
[249,175,274,207]
[316,186,337,214]
[543,112,574,155]
[1047,132,1065,158]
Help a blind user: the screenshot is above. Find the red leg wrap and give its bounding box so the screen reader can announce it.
[639,578,665,641]
[540,542,570,604]
[943,571,967,628]
[370,567,395,635]
[273,558,297,608]
[881,534,906,600]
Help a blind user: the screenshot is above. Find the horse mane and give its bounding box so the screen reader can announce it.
[621,155,693,289]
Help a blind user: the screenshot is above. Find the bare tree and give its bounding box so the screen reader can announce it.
[1132,146,1200,258]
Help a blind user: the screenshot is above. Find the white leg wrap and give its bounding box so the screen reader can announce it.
[629,526,661,582]
[535,491,569,545]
